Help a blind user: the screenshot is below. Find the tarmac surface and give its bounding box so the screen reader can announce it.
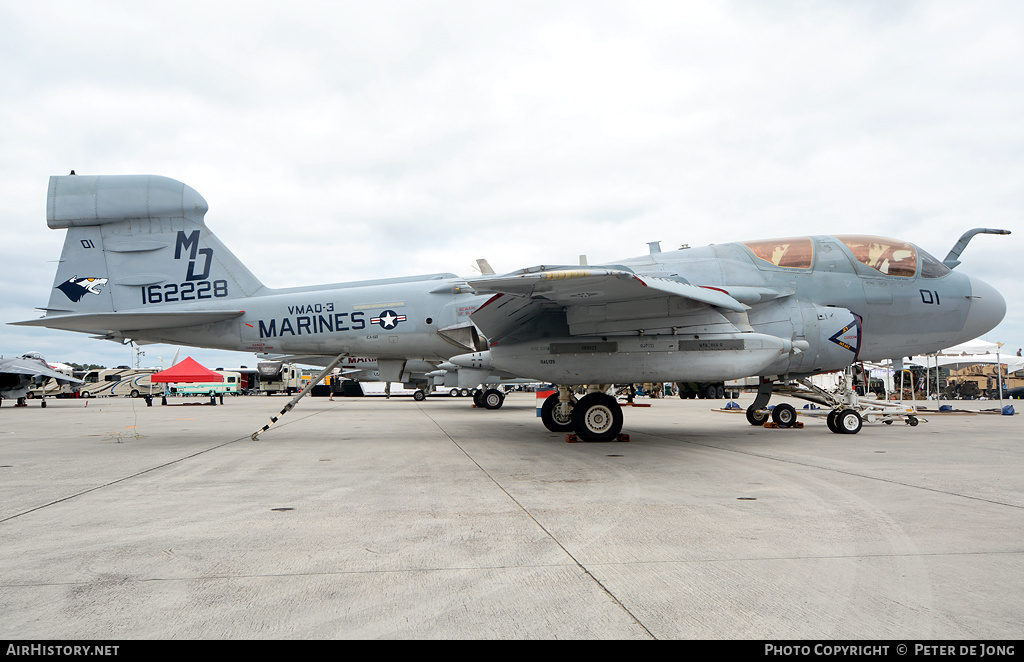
[1,391,1021,640]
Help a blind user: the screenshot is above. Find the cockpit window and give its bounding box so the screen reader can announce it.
[742,237,814,269]
[836,235,917,277]
[919,248,951,278]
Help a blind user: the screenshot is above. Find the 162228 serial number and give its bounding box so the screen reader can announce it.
[142,280,229,304]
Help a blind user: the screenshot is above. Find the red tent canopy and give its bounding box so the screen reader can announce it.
[151,357,224,383]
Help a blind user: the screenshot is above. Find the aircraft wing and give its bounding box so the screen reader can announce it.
[469,266,746,309]
[467,266,749,342]
[0,358,83,384]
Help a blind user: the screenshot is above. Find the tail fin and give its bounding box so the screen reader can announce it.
[42,174,264,317]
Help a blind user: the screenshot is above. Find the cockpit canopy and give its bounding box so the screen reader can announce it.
[741,235,951,278]
[742,237,814,269]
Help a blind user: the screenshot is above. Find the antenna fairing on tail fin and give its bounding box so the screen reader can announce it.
[46,175,209,228]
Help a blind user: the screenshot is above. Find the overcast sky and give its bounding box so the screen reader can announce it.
[1,0,1021,370]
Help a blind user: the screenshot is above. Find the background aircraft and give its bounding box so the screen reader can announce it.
[13,174,1008,439]
[0,352,83,407]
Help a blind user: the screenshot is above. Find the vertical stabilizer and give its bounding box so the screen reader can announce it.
[43,174,264,316]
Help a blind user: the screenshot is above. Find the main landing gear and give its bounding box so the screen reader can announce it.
[540,387,625,442]
[473,388,505,410]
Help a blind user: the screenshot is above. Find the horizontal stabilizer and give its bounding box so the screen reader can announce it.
[12,310,245,333]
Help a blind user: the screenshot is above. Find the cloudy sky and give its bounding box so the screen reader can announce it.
[1,0,1021,370]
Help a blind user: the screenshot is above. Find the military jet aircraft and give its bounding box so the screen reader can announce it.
[0,352,83,407]
[12,174,1008,440]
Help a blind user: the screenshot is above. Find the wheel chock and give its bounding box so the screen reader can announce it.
[565,433,631,442]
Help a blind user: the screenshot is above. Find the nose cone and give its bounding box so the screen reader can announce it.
[959,276,1006,342]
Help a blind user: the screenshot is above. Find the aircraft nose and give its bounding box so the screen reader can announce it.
[959,275,1006,342]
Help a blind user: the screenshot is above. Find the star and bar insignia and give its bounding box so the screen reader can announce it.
[371,310,407,329]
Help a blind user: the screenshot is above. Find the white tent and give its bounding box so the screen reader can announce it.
[905,339,1018,407]
[909,340,1024,372]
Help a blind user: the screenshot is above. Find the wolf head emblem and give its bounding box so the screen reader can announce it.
[57,276,108,303]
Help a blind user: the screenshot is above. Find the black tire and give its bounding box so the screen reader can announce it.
[450,388,460,397]
[482,388,505,410]
[541,393,574,432]
[771,403,797,428]
[836,409,863,434]
[716,386,726,399]
[746,405,769,426]
[705,385,717,399]
[413,390,426,401]
[473,390,485,407]
[571,393,624,442]
[827,410,839,433]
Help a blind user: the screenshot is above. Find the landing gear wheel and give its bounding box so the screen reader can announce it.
[771,403,797,428]
[481,388,505,410]
[836,409,863,434]
[413,389,426,402]
[473,389,485,407]
[571,393,624,442]
[907,416,919,427]
[826,410,839,433]
[746,405,769,426]
[541,393,574,432]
